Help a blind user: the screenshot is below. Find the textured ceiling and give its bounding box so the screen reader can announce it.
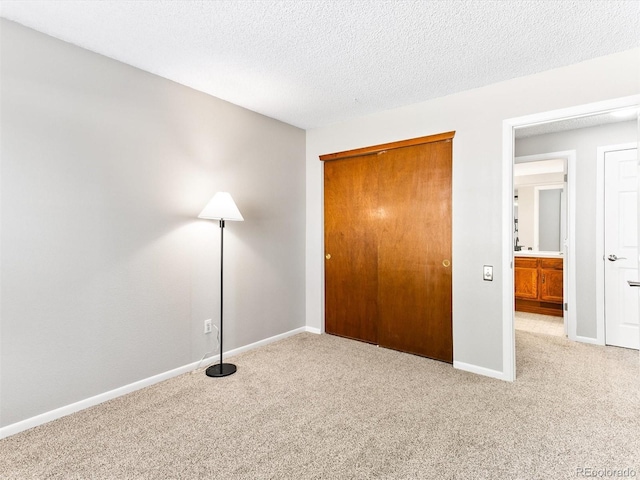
[1,0,639,129]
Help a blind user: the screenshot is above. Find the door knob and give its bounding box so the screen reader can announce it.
[442,259,451,267]
[607,254,627,261]
[628,281,640,287]
[325,254,331,260]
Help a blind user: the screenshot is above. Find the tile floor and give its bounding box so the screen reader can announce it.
[515,311,565,337]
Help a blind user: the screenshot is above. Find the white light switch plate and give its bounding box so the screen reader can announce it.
[483,265,493,281]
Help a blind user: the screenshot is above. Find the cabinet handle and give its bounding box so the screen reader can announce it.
[542,274,545,284]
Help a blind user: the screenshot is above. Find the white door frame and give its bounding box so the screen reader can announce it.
[514,151,575,340]
[501,94,640,382]
[596,142,639,346]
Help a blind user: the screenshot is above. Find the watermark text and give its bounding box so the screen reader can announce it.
[577,467,637,478]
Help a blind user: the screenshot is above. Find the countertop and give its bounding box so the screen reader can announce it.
[514,251,563,258]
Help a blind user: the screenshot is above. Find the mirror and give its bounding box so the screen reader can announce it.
[514,159,565,252]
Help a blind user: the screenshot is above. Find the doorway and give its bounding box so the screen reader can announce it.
[501,94,640,381]
[512,152,573,338]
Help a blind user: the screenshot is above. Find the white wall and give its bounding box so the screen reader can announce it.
[515,121,638,338]
[0,20,306,427]
[306,48,639,375]
[514,172,565,187]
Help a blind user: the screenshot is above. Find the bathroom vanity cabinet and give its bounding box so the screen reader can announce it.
[514,255,563,317]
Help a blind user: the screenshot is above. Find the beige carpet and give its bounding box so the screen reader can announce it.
[515,311,564,337]
[1,331,638,479]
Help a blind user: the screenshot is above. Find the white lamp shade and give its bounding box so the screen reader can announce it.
[198,192,244,221]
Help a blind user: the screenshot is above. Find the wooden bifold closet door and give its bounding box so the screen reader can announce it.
[322,132,454,363]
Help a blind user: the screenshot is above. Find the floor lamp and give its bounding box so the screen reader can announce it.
[198,192,244,377]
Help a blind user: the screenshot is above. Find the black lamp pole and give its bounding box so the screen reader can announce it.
[206,219,237,377]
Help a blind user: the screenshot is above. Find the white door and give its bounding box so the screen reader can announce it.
[604,147,639,349]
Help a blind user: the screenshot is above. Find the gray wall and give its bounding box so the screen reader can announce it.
[515,121,637,338]
[0,19,306,427]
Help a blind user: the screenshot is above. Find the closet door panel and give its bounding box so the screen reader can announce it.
[324,156,379,343]
[377,140,453,362]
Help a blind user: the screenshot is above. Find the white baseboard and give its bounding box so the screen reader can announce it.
[0,326,316,440]
[206,326,319,363]
[304,326,321,335]
[453,361,508,381]
[0,360,200,440]
[453,335,607,383]
[574,335,605,346]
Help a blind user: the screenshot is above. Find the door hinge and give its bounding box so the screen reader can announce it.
[564,174,568,182]
[564,303,568,311]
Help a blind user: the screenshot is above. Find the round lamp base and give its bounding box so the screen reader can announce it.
[205,363,237,378]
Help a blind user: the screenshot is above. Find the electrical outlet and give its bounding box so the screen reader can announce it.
[204,319,212,334]
[483,265,493,281]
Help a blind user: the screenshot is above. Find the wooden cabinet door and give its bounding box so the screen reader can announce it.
[539,258,563,303]
[540,269,563,303]
[514,258,538,300]
[377,140,452,362]
[324,155,379,344]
